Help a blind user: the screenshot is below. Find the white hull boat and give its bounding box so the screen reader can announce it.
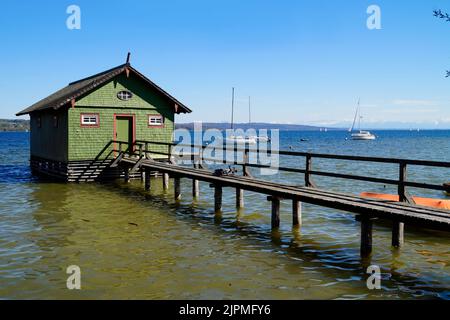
[349,99,376,141]
[351,131,376,140]
[226,135,257,144]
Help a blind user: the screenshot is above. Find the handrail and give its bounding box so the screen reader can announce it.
[135,140,450,168]
[118,139,450,195]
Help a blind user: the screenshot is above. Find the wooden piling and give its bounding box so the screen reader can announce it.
[268,196,281,229]
[192,163,199,198]
[163,173,169,190]
[144,169,151,191]
[292,199,302,226]
[174,177,181,200]
[236,188,244,208]
[214,185,223,212]
[392,221,404,247]
[193,179,199,198]
[356,215,374,257]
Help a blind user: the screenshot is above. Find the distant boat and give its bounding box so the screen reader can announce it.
[225,88,256,144]
[225,90,270,144]
[349,98,376,140]
[246,96,271,142]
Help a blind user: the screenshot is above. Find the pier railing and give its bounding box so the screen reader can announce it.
[112,139,450,202]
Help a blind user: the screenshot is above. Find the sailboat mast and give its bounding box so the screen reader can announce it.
[231,87,235,129]
[350,98,360,132]
[358,99,362,131]
[248,96,251,124]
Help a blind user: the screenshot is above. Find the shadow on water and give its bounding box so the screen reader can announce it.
[98,179,448,299]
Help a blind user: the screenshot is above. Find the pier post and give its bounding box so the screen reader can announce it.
[305,155,313,187]
[163,173,169,190]
[174,177,181,200]
[393,162,407,247]
[144,169,151,191]
[356,215,374,257]
[236,188,244,208]
[292,199,302,226]
[392,220,404,247]
[124,167,130,183]
[268,196,281,229]
[192,179,199,198]
[192,164,199,198]
[214,185,223,212]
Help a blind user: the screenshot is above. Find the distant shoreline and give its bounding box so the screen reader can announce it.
[2,119,450,131]
[0,119,29,132]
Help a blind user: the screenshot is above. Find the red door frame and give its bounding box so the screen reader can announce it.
[113,114,136,155]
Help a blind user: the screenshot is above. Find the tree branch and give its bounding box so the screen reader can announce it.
[434,10,450,77]
[433,9,450,21]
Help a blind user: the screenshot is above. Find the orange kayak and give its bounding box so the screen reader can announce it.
[360,192,450,210]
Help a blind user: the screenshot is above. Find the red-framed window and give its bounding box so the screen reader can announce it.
[80,113,100,127]
[148,115,164,128]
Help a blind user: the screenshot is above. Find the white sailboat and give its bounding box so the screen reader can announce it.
[226,88,256,144]
[349,99,376,140]
[246,96,271,143]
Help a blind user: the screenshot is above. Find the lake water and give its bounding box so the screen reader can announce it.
[0,131,449,299]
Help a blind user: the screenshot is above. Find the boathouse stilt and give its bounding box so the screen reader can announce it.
[268,196,281,229]
[174,177,181,200]
[392,221,404,247]
[236,188,244,208]
[214,185,223,212]
[292,200,302,226]
[356,215,374,257]
[163,173,169,190]
[144,169,151,191]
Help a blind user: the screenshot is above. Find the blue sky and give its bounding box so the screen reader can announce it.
[1,0,450,128]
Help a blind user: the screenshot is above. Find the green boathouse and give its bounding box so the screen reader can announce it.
[16,57,191,181]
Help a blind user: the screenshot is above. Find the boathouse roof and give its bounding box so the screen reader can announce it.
[16,62,192,116]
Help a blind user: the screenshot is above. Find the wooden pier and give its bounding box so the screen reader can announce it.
[112,140,450,257]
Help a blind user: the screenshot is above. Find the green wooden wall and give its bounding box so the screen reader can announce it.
[68,73,174,161]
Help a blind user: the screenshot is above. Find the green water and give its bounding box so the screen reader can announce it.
[0,131,449,299]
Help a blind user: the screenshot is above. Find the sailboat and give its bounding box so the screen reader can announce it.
[226,88,256,144]
[246,96,271,143]
[349,99,376,140]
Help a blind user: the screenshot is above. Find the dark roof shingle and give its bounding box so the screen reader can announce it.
[16,63,191,116]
